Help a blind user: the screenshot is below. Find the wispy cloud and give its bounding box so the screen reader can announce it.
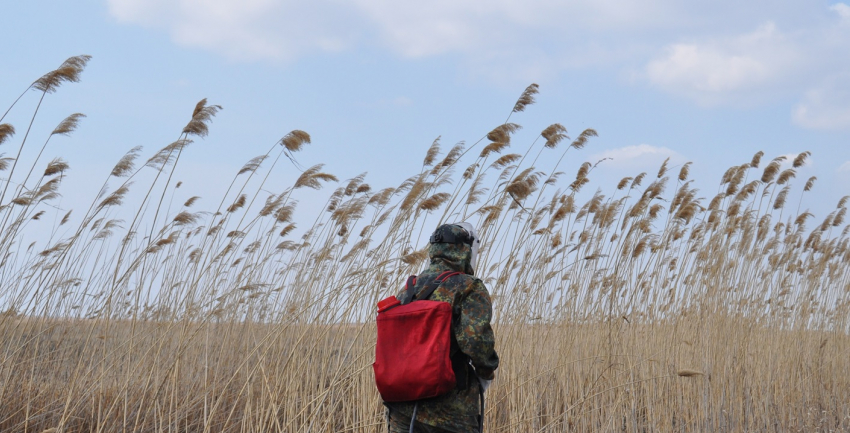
[590,144,683,172]
[105,0,677,68]
[107,0,358,61]
[832,3,850,20]
[644,23,801,106]
[793,75,850,130]
[107,0,850,117]
[344,0,676,58]
[641,6,850,127]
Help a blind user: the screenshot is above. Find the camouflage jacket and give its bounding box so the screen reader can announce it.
[386,234,499,433]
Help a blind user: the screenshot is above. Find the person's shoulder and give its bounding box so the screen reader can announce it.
[447,273,487,290]
[443,272,475,282]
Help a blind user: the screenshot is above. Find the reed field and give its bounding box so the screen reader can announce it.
[1,56,849,432]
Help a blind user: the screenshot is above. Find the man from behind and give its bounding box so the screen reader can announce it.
[384,223,499,433]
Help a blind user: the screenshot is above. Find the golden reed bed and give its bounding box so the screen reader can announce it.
[2,318,848,432]
[1,58,849,432]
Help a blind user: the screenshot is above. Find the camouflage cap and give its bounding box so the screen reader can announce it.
[428,223,476,275]
[453,222,479,272]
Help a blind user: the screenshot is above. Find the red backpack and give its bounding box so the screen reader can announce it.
[373,271,463,402]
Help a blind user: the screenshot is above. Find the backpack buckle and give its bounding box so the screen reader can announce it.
[377,296,401,313]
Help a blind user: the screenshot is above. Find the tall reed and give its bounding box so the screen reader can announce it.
[0,57,848,432]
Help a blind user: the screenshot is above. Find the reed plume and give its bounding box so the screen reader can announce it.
[0,124,15,145]
[761,160,781,183]
[31,55,92,93]
[751,150,764,167]
[570,128,597,150]
[111,146,142,177]
[294,164,338,189]
[678,162,692,181]
[50,113,85,136]
[280,129,311,152]
[0,157,14,171]
[43,158,69,176]
[512,83,539,113]
[541,123,568,148]
[423,137,441,166]
[793,151,811,168]
[804,176,817,191]
[182,98,222,137]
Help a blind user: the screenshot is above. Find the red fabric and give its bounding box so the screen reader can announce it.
[377,296,401,313]
[373,299,456,402]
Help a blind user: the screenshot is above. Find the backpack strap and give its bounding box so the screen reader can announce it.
[478,382,485,433]
[401,271,462,304]
[414,271,462,301]
[401,275,418,304]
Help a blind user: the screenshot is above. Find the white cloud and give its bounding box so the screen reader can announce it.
[644,23,801,105]
[104,0,690,65]
[345,0,675,58]
[107,0,357,61]
[832,3,850,21]
[591,144,683,171]
[793,75,850,130]
[104,0,693,83]
[106,0,850,113]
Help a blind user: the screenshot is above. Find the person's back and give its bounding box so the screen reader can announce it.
[384,223,499,433]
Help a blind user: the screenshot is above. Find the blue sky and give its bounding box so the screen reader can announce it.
[2,0,849,230]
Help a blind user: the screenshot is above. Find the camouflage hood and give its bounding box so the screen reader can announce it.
[427,223,478,276]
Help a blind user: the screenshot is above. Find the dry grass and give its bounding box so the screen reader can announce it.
[0,57,848,432]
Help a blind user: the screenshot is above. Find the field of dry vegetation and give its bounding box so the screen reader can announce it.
[1,56,849,432]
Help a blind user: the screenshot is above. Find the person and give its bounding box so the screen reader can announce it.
[385,222,500,433]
